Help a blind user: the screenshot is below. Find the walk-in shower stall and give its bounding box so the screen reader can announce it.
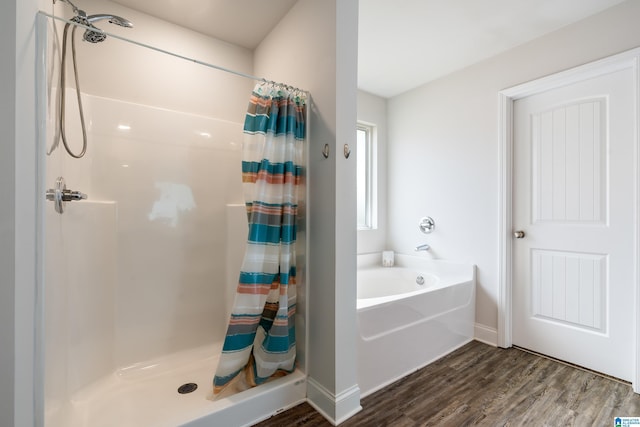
[37,5,307,426]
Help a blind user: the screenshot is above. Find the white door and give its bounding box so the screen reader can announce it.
[512,66,636,381]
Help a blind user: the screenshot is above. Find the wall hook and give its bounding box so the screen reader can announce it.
[322,144,330,159]
[344,144,351,159]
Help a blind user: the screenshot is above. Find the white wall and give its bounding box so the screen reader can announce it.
[386,0,640,339]
[357,90,387,254]
[254,0,361,423]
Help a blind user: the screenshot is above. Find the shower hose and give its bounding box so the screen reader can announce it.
[56,19,88,159]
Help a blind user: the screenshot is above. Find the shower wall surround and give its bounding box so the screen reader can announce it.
[46,91,246,367]
[44,88,257,426]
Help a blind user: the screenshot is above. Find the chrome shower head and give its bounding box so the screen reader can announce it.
[82,26,107,43]
[87,14,134,28]
[56,0,133,43]
[82,14,133,43]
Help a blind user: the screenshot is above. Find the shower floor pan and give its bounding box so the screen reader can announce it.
[60,344,306,427]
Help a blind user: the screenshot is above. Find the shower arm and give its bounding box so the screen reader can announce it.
[54,0,85,17]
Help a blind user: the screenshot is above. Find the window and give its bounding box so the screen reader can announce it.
[357,123,376,230]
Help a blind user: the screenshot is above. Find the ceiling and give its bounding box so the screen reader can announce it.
[110,0,298,49]
[111,0,628,98]
[359,0,628,98]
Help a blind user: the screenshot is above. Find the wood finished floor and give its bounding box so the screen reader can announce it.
[255,340,640,426]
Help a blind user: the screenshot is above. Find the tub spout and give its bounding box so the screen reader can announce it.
[415,243,430,252]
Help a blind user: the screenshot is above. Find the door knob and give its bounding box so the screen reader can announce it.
[513,230,525,239]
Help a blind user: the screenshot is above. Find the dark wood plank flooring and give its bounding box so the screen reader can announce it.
[255,340,640,426]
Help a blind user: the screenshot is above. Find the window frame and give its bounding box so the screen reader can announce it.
[357,122,376,230]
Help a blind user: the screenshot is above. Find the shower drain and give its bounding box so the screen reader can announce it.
[177,383,198,394]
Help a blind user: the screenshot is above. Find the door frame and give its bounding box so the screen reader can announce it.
[498,48,640,391]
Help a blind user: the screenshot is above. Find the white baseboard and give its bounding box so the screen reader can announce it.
[474,323,498,346]
[307,378,362,425]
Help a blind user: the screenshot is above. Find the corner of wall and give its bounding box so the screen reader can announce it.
[474,323,498,347]
[307,378,362,425]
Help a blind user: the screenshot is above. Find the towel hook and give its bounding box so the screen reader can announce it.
[322,144,330,159]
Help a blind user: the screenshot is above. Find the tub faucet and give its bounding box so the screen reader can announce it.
[415,243,430,252]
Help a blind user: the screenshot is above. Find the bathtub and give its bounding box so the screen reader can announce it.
[356,253,475,397]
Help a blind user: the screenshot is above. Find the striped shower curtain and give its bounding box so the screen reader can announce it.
[213,83,305,395]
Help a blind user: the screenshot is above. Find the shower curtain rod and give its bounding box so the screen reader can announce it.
[40,12,308,94]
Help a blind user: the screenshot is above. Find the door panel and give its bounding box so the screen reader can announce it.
[530,249,606,332]
[513,67,635,381]
[532,98,606,224]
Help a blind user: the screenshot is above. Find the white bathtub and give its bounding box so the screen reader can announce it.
[356,253,475,397]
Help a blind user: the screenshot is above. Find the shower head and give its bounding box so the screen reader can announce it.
[82,26,107,43]
[56,0,134,43]
[87,14,134,28]
[82,14,133,43]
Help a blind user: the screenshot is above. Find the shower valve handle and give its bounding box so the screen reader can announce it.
[46,177,88,214]
[61,189,88,202]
